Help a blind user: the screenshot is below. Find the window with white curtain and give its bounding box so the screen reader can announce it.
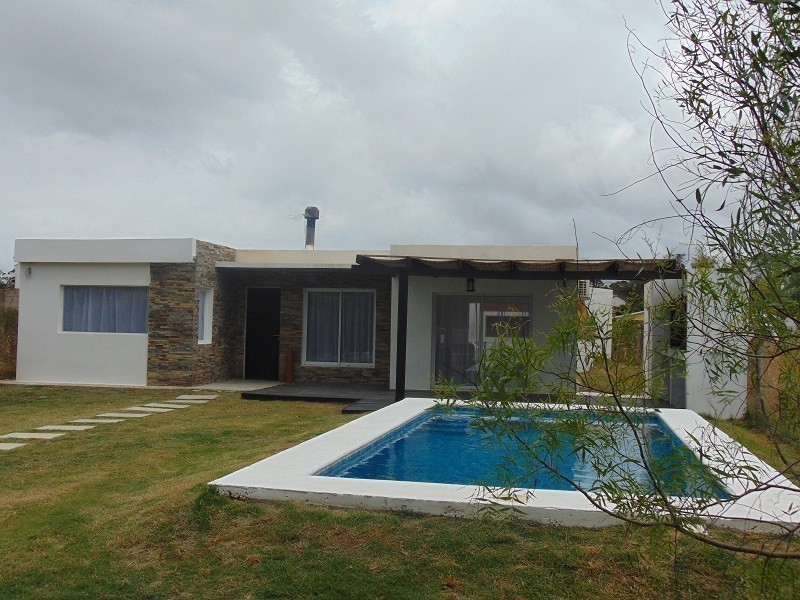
[198,289,213,343]
[62,286,149,333]
[304,289,375,365]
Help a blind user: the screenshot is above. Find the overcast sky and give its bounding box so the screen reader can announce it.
[0,0,690,269]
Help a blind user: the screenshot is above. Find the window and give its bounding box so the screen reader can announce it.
[304,290,375,365]
[62,286,148,333]
[198,289,213,343]
[434,295,531,385]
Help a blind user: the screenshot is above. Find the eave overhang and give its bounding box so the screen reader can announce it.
[352,255,683,281]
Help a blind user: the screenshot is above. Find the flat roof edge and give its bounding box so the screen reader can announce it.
[14,239,197,264]
[216,262,354,270]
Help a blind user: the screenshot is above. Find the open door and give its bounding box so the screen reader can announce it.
[244,288,281,380]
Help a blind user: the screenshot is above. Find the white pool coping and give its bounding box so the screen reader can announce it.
[209,398,800,531]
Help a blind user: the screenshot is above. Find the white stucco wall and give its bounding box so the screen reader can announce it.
[399,276,566,391]
[684,277,748,419]
[644,278,747,419]
[15,263,151,386]
[576,285,614,373]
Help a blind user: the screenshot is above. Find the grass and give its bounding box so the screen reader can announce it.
[0,385,798,599]
[577,362,645,396]
[711,416,800,487]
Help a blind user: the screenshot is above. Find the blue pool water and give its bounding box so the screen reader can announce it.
[316,407,729,499]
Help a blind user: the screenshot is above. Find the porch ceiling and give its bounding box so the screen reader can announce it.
[353,255,683,281]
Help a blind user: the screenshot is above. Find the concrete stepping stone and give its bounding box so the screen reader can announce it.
[126,405,174,413]
[0,442,26,450]
[37,425,95,431]
[1,432,66,440]
[177,394,217,400]
[72,418,126,424]
[145,403,191,409]
[166,399,208,404]
[97,412,152,418]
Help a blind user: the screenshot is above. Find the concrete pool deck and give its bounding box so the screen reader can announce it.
[210,398,800,532]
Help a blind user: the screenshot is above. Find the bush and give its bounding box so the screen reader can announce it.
[0,308,18,379]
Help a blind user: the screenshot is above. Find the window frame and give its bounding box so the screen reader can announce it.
[198,288,213,344]
[302,288,376,367]
[61,285,149,335]
[431,293,533,386]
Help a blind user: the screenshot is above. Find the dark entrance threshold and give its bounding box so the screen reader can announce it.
[242,382,445,414]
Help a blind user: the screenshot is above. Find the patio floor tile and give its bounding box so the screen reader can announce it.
[37,425,95,431]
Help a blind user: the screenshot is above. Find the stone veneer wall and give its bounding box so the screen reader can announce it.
[224,270,392,384]
[147,241,235,386]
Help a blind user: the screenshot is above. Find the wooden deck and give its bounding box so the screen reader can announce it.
[242,382,442,413]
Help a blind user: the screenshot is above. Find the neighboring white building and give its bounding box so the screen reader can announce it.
[575,282,615,374]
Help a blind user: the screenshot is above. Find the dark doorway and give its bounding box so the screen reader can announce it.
[245,288,281,380]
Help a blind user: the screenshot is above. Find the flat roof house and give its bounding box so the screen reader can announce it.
[16,237,740,414]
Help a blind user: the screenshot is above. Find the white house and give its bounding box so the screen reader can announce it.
[15,237,687,405]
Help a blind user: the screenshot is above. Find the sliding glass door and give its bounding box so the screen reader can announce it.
[434,295,531,385]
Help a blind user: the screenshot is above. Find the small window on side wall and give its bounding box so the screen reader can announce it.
[198,289,213,344]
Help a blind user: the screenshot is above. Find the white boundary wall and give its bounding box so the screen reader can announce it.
[644,278,747,419]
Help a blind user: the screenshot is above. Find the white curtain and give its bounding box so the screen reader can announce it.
[63,286,148,333]
[306,290,374,364]
[306,291,340,362]
[341,291,374,363]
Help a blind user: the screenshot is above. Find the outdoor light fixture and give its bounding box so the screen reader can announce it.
[466,277,475,293]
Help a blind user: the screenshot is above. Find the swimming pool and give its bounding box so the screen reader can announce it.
[209,398,800,530]
[317,407,728,499]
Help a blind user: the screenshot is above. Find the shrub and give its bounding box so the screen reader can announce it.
[0,308,18,379]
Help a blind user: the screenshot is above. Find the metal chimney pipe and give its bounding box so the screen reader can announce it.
[304,206,320,250]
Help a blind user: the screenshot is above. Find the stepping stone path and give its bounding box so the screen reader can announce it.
[0,393,219,450]
[0,443,26,450]
[169,399,209,404]
[98,412,151,418]
[1,432,66,440]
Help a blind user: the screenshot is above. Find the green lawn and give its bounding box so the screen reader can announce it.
[0,385,797,599]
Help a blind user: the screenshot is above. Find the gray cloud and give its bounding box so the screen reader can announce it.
[0,0,687,268]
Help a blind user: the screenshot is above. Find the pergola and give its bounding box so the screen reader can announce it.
[352,254,684,402]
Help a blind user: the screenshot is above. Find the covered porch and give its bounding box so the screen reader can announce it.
[352,254,684,402]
